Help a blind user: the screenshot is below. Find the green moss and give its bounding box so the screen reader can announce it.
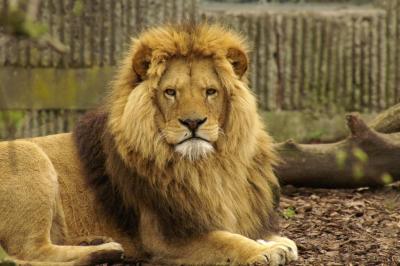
[1,67,113,109]
[352,147,368,163]
[335,150,347,170]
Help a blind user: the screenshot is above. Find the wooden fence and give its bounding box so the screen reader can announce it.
[1,0,400,141]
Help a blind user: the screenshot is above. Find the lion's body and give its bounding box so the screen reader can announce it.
[0,24,297,265]
[30,133,136,252]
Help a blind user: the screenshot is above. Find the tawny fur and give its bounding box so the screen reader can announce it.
[0,24,297,265]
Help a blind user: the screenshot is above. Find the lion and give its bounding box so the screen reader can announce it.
[0,24,298,265]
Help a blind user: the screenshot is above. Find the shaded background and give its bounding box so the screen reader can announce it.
[1,0,400,142]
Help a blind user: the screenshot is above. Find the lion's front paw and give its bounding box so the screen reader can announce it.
[250,237,297,266]
[246,247,292,266]
[77,242,125,265]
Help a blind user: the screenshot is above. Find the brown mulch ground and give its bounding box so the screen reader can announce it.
[280,185,400,266]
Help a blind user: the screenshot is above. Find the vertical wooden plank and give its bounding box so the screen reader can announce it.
[109,0,116,65]
[275,14,284,111]
[53,0,64,66]
[301,16,313,111]
[353,17,362,112]
[6,36,18,66]
[22,110,31,138]
[319,17,330,112]
[292,14,302,111]
[257,15,267,110]
[334,18,345,112]
[377,14,387,111]
[40,0,51,67]
[48,0,56,67]
[343,16,353,112]
[386,0,397,108]
[361,19,371,113]
[312,17,322,111]
[68,0,80,66]
[60,0,70,67]
[81,0,91,66]
[265,12,277,111]
[91,0,101,66]
[370,14,379,112]
[248,15,258,97]
[282,15,292,110]
[327,19,338,113]
[99,0,106,66]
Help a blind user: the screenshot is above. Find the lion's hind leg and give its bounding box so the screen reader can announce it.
[7,243,123,266]
[0,141,124,265]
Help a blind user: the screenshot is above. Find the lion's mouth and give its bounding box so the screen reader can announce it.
[174,137,214,160]
[176,136,210,145]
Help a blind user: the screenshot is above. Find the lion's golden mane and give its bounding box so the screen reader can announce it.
[74,23,280,241]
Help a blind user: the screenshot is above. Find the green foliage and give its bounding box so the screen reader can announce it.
[282,207,296,219]
[0,9,26,35]
[22,20,48,39]
[0,261,16,266]
[305,129,325,142]
[0,247,6,261]
[0,9,48,39]
[381,173,393,185]
[352,163,364,180]
[0,111,25,139]
[73,0,85,16]
[335,150,347,170]
[0,111,25,128]
[0,246,15,266]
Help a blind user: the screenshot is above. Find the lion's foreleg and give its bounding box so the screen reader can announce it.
[146,230,294,266]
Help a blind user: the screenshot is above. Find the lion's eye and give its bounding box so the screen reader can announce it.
[206,88,217,96]
[164,89,176,97]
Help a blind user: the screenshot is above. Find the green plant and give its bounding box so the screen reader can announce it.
[282,207,296,219]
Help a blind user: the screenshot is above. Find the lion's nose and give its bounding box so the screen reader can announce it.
[179,118,207,131]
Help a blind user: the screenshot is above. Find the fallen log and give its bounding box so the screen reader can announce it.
[275,104,400,188]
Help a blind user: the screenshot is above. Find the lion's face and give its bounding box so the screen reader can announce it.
[155,57,227,160]
[109,24,255,164]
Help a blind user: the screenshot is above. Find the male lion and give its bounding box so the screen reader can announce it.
[0,24,297,265]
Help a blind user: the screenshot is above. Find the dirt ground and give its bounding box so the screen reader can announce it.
[280,185,400,266]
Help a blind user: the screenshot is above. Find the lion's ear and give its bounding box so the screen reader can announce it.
[226,48,248,78]
[132,45,152,80]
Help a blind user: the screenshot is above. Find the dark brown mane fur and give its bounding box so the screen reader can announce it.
[73,110,139,237]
